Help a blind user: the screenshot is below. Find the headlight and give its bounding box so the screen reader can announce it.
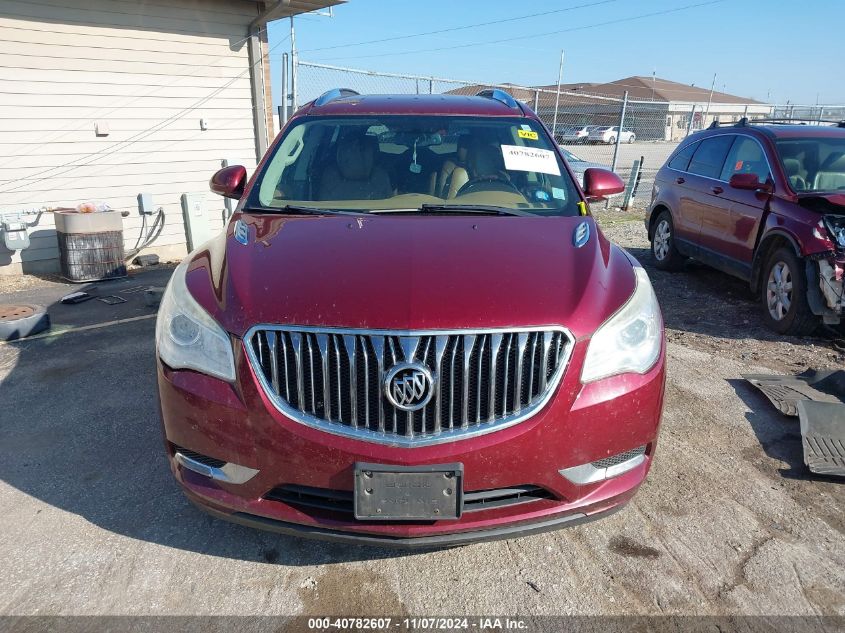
[155,259,236,381]
[821,215,845,248]
[581,267,662,383]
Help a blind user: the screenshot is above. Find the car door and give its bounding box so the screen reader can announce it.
[662,140,701,246]
[715,135,773,271]
[684,135,735,257]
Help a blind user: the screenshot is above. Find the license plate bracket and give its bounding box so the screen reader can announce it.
[354,463,463,521]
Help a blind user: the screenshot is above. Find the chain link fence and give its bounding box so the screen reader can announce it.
[291,61,845,210]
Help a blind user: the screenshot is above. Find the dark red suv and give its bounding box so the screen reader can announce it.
[156,89,666,547]
[647,120,845,335]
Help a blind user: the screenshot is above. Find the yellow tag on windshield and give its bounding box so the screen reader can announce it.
[577,201,588,216]
[517,129,538,140]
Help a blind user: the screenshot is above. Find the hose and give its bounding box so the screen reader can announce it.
[125,208,165,261]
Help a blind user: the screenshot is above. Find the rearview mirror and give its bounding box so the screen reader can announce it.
[582,168,625,201]
[729,173,773,194]
[210,165,247,199]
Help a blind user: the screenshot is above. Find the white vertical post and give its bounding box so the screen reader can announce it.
[247,31,268,160]
[610,91,628,174]
[551,51,564,140]
[281,52,289,127]
[606,91,628,209]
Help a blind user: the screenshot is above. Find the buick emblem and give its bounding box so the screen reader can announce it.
[384,362,434,412]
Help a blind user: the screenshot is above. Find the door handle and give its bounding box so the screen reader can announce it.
[711,186,723,194]
[676,177,685,184]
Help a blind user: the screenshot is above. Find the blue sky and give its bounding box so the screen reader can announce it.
[267,0,842,106]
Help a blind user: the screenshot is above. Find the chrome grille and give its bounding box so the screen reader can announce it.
[246,327,573,446]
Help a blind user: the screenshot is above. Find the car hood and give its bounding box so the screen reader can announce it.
[186,213,637,340]
[797,192,845,210]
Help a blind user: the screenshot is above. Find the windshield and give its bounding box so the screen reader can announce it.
[777,136,845,193]
[246,115,581,216]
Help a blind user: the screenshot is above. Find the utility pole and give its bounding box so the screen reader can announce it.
[290,16,298,113]
[551,50,564,141]
[703,73,716,125]
[685,104,697,138]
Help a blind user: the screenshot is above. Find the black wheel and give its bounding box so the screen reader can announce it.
[0,304,50,341]
[761,247,817,336]
[607,136,616,145]
[650,211,685,270]
[628,135,636,144]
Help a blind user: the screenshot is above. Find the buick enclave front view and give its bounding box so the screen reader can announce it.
[156,89,666,547]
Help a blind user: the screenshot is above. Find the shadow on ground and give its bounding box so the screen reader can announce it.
[0,269,405,566]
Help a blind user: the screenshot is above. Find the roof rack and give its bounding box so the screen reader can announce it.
[313,88,360,107]
[475,88,519,109]
[709,117,845,129]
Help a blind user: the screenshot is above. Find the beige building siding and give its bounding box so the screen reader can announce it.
[0,0,267,274]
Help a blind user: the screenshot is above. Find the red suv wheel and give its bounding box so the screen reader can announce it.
[761,247,816,336]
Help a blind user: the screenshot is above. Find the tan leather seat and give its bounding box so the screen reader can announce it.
[782,158,807,191]
[467,142,507,179]
[436,135,470,197]
[814,154,845,191]
[317,133,392,200]
[445,167,469,199]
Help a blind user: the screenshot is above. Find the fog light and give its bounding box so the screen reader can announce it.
[174,446,259,484]
[559,445,646,484]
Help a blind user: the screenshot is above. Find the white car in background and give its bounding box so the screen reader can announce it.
[588,126,636,144]
[556,125,596,144]
[558,147,613,188]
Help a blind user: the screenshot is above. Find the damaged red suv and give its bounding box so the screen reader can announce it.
[156,89,666,547]
[647,120,845,335]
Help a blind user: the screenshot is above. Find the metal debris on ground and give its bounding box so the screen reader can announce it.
[798,401,845,477]
[745,370,845,478]
[96,295,127,305]
[743,370,845,416]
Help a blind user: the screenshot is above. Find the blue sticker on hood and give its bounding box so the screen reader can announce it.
[573,221,590,248]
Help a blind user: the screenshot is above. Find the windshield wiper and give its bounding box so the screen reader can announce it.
[243,204,365,217]
[374,204,532,217]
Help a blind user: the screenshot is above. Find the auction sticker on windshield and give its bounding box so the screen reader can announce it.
[501,145,560,176]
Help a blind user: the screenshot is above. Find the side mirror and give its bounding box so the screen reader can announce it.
[582,168,625,201]
[729,172,772,193]
[210,165,247,199]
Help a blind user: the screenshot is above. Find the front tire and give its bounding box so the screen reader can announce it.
[607,136,616,145]
[650,211,685,270]
[628,135,636,144]
[761,248,817,336]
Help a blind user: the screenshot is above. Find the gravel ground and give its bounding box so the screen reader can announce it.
[0,217,842,622]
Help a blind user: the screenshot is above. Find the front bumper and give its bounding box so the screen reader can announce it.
[189,495,626,549]
[158,338,665,545]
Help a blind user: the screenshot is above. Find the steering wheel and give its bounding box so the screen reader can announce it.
[456,174,522,197]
